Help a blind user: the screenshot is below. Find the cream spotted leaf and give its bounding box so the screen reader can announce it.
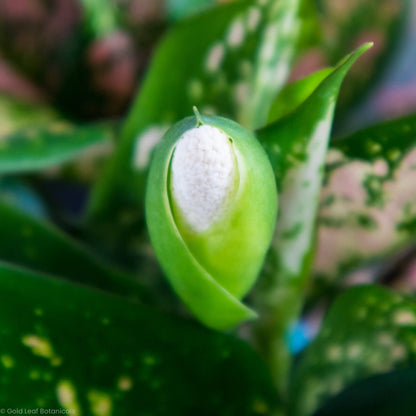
[0,262,279,414]
[252,44,372,392]
[290,285,416,416]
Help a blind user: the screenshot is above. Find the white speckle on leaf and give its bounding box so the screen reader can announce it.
[346,343,362,359]
[205,43,225,73]
[246,7,261,31]
[227,17,245,47]
[170,125,237,233]
[326,344,342,361]
[392,344,407,361]
[377,332,394,346]
[57,380,81,414]
[88,390,113,416]
[326,148,345,165]
[393,310,416,326]
[133,126,167,169]
[22,334,62,367]
[234,82,249,104]
[260,24,279,61]
[275,105,335,276]
[373,159,388,176]
[117,375,133,391]
[22,335,54,359]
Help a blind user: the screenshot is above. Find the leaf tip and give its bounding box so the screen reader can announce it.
[193,106,203,126]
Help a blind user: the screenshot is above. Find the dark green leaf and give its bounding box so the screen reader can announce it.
[313,368,416,416]
[290,285,416,416]
[0,262,278,415]
[0,201,147,302]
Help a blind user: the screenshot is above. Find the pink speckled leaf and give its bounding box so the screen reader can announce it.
[313,113,416,294]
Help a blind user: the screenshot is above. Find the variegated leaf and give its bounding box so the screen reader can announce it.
[0,121,114,175]
[255,44,372,308]
[313,113,416,294]
[0,95,58,137]
[0,262,279,415]
[251,43,372,392]
[290,285,416,416]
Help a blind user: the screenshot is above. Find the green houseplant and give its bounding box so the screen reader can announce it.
[0,0,416,415]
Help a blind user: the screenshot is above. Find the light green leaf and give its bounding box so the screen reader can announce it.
[0,121,115,175]
[290,285,416,416]
[0,262,279,414]
[0,201,148,302]
[267,68,332,123]
[313,113,416,294]
[86,0,302,261]
[252,43,372,393]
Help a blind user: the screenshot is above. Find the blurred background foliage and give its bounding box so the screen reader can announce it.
[0,0,414,124]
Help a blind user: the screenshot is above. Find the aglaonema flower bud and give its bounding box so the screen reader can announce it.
[145,110,277,330]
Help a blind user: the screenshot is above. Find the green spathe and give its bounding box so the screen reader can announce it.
[146,113,277,330]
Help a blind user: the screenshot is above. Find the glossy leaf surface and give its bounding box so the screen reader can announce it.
[291,285,416,416]
[0,201,147,302]
[146,114,277,330]
[0,262,278,415]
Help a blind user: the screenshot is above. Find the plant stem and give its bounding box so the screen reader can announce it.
[254,287,303,396]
